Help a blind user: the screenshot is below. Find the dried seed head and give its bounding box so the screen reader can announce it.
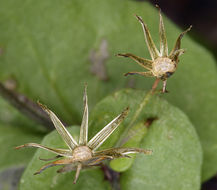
[16,86,151,183]
[117,6,191,92]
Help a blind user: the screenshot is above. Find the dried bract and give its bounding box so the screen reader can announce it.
[16,85,152,184]
[117,5,192,92]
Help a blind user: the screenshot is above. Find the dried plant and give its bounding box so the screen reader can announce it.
[117,5,192,92]
[16,85,152,184]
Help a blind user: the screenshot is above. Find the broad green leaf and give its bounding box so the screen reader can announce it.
[0,98,44,172]
[164,33,217,182]
[88,89,202,190]
[0,0,216,180]
[0,123,43,172]
[121,117,201,190]
[19,126,110,190]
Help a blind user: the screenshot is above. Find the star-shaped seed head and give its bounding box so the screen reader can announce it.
[16,85,152,184]
[117,5,192,93]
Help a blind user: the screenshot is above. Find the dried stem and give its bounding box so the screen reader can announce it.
[0,82,54,130]
[151,78,161,94]
[101,164,120,190]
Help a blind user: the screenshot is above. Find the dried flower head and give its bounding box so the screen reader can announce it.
[117,5,192,93]
[16,85,152,184]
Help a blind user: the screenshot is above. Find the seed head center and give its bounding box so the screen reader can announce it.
[152,57,176,77]
[73,146,92,161]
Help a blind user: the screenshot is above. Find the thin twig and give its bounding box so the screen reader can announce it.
[0,82,54,130]
[151,78,161,94]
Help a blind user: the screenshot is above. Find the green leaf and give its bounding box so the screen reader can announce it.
[164,32,217,182]
[0,123,43,172]
[89,89,202,190]
[0,0,216,180]
[0,98,44,172]
[121,117,201,190]
[19,126,110,190]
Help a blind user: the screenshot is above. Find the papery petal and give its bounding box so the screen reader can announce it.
[157,5,168,56]
[79,84,89,145]
[117,53,152,70]
[94,147,152,158]
[170,26,192,56]
[15,143,72,157]
[73,163,82,184]
[124,71,153,77]
[135,15,160,60]
[87,107,129,150]
[34,158,75,175]
[38,102,78,150]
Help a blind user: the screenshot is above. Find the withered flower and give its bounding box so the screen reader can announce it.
[117,5,192,92]
[16,85,152,184]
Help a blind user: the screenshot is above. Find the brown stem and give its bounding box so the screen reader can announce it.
[0,82,54,130]
[151,78,161,94]
[101,164,120,190]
